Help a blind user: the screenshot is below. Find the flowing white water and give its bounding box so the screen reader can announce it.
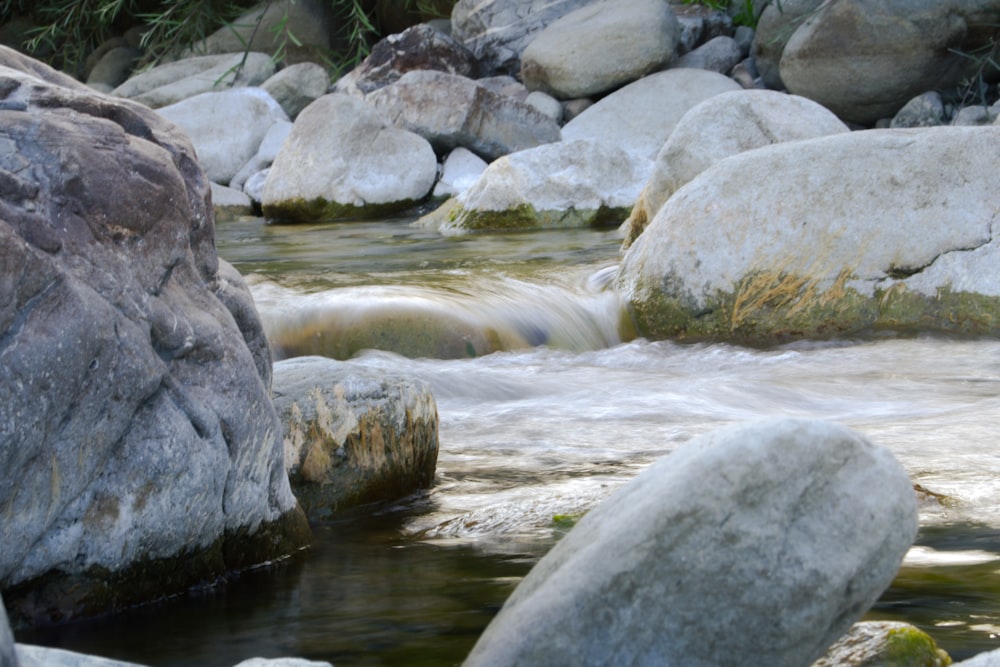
[26,218,1000,664]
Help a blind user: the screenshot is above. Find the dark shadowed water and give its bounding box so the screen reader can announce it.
[18,218,1000,665]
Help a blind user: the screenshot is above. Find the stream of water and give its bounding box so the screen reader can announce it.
[21,217,1000,665]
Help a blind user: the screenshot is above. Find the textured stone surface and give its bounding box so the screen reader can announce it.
[623,89,849,248]
[333,24,478,96]
[422,139,649,234]
[811,621,950,667]
[465,419,918,667]
[157,88,289,185]
[451,0,596,75]
[0,46,308,626]
[519,0,678,99]
[1,596,14,667]
[111,52,276,109]
[261,93,437,222]
[273,357,439,520]
[777,0,1000,124]
[560,68,741,160]
[616,126,1000,344]
[261,63,330,120]
[366,70,561,161]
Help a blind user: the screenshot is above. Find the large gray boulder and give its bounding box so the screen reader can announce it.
[111,52,277,109]
[623,89,850,248]
[616,126,1000,345]
[519,0,678,99]
[776,0,1000,125]
[451,0,596,76]
[0,46,309,626]
[157,88,289,185]
[272,356,439,520]
[561,68,741,161]
[366,70,561,161]
[464,419,918,667]
[420,139,649,233]
[261,93,437,222]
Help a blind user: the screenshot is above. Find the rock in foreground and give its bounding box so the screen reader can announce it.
[273,356,439,520]
[0,46,309,626]
[465,419,918,667]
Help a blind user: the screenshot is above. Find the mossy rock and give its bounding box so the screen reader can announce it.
[812,621,951,667]
[627,269,1000,346]
[262,195,425,224]
[420,198,630,234]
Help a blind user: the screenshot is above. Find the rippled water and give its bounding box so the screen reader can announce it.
[21,218,1000,664]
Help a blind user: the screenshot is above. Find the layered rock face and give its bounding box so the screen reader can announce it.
[0,46,309,626]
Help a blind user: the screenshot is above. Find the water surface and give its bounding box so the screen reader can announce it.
[21,217,1000,664]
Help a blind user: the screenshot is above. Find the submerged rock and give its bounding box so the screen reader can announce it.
[0,46,309,627]
[616,126,1000,345]
[464,419,918,666]
[273,356,439,520]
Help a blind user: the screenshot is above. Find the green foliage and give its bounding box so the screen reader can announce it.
[1,0,455,80]
[949,36,1000,110]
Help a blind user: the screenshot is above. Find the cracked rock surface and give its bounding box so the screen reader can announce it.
[616,126,1000,344]
[0,46,309,626]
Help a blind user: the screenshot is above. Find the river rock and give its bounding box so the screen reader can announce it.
[464,418,918,667]
[450,0,595,76]
[157,88,289,185]
[261,63,330,120]
[211,182,255,221]
[231,120,293,191]
[272,356,439,520]
[777,0,1000,125]
[891,91,947,128]
[420,139,649,234]
[560,68,742,161]
[112,52,276,109]
[333,23,478,96]
[672,35,742,74]
[519,0,678,99]
[752,0,824,89]
[261,93,437,222]
[616,126,1000,344]
[0,46,309,626]
[623,89,850,248]
[189,0,336,65]
[433,147,488,198]
[811,621,951,667]
[232,660,333,667]
[85,46,141,92]
[366,70,561,161]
